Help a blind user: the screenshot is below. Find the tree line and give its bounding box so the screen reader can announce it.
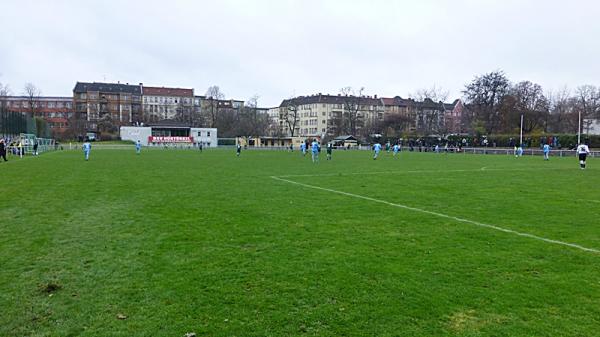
[461,70,600,136]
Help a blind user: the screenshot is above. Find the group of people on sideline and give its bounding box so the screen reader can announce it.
[0,138,41,162]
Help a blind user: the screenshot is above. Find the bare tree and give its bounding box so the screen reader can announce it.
[0,81,11,115]
[410,85,450,135]
[23,82,42,118]
[204,85,224,128]
[239,95,270,137]
[410,84,449,102]
[280,96,301,137]
[547,87,577,133]
[340,86,365,136]
[509,81,550,133]
[575,85,600,134]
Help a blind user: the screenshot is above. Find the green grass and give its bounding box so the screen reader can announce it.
[0,148,599,336]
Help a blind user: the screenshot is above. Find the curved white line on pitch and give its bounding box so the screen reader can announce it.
[271,176,600,255]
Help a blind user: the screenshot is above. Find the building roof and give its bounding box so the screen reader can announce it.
[143,86,193,97]
[74,82,142,95]
[147,120,190,128]
[381,96,412,107]
[280,94,383,108]
[2,96,72,101]
[333,135,358,141]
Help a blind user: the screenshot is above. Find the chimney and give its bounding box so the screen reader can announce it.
[374,94,377,99]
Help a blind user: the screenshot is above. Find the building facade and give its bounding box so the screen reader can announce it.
[142,86,194,122]
[120,122,217,147]
[279,94,384,138]
[73,82,142,133]
[1,96,73,136]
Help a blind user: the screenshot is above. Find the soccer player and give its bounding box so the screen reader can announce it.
[392,144,400,157]
[135,140,142,155]
[326,143,333,160]
[0,139,7,162]
[543,143,550,161]
[373,142,382,160]
[300,142,306,157]
[82,140,91,161]
[236,144,242,157]
[516,144,523,157]
[577,142,591,169]
[311,139,319,163]
[385,142,391,153]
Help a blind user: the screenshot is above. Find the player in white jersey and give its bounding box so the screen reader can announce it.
[577,143,591,169]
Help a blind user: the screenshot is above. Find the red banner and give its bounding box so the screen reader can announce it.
[148,136,193,143]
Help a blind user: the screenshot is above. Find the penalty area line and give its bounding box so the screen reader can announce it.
[270,176,600,255]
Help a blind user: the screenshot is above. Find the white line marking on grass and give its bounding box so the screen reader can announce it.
[271,176,600,254]
[278,167,565,178]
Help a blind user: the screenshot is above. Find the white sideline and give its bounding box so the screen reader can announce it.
[271,176,600,254]
[277,166,566,178]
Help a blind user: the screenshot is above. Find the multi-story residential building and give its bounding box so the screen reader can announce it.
[279,93,384,138]
[2,96,73,136]
[266,107,280,136]
[444,99,464,134]
[381,96,413,118]
[142,86,194,122]
[412,98,464,135]
[73,82,143,133]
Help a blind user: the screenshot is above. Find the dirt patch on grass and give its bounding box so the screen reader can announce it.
[39,282,62,294]
[447,309,508,333]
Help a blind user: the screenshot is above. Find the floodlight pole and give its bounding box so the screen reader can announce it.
[519,113,524,146]
[577,109,581,145]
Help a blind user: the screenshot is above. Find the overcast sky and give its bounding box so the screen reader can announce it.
[1,0,599,106]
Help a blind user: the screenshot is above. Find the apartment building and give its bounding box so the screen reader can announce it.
[2,96,73,134]
[142,86,194,122]
[279,93,384,138]
[73,82,142,131]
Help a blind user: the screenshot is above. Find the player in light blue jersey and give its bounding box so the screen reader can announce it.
[516,144,523,157]
[373,142,382,160]
[135,140,142,154]
[393,144,399,157]
[543,143,550,161]
[300,142,306,157]
[82,141,91,161]
[311,139,320,163]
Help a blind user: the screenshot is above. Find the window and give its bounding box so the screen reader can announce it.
[197,131,202,137]
[207,131,211,137]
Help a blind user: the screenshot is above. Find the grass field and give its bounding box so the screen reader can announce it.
[0,148,599,336]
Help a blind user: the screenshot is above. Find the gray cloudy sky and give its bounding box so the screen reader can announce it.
[1,0,599,106]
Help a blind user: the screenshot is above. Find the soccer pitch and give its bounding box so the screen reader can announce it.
[1,148,599,336]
